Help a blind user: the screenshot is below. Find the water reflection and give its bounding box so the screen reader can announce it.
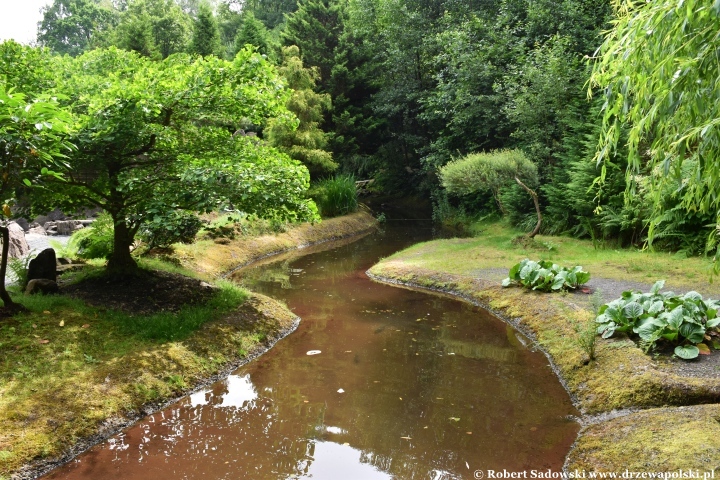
[44,221,579,480]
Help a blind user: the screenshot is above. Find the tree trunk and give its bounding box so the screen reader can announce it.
[514,176,542,238]
[0,225,16,308]
[106,218,138,275]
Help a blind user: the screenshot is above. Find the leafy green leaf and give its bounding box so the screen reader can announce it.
[674,345,699,360]
[650,280,665,295]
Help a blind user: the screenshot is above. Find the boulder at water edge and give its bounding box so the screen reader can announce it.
[28,248,57,282]
[7,221,29,258]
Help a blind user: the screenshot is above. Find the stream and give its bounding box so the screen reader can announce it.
[44,220,579,480]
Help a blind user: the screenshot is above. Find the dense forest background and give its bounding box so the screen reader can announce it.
[6,0,720,259]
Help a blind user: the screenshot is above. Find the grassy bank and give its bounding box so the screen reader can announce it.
[174,210,377,277]
[367,220,720,470]
[1,211,377,479]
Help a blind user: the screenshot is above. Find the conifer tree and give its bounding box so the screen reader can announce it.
[190,2,221,57]
[266,46,336,178]
[233,12,270,56]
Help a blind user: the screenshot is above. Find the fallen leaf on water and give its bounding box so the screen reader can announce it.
[436,397,443,400]
[412,338,417,342]
[399,397,403,400]
[373,381,380,383]
[82,324,90,329]
[697,343,712,355]
[344,350,352,353]
[400,436,412,440]
[303,400,309,403]
[59,320,64,327]
[423,426,429,429]
[466,432,472,435]
[337,388,345,393]
[306,350,321,356]
[39,339,50,344]
[449,417,460,422]
[343,443,349,446]
[43,311,51,315]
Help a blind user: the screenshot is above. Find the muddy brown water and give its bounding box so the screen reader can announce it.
[44,221,579,480]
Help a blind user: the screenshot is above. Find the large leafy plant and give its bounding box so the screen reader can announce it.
[502,259,590,292]
[595,280,720,360]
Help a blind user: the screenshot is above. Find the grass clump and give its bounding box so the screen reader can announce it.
[311,175,358,218]
[115,281,248,341]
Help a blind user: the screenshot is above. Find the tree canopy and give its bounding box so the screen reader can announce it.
[30,46,316,273]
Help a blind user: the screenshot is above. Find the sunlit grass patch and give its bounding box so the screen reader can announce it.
[378,219,717,292]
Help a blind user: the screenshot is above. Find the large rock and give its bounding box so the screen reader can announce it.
[43,220,86,235]
[6,221,29,259]
[28,248,57,282]
[25,278,59,295]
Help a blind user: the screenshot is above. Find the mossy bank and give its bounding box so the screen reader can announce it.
[1,211,377,479]
[366,227,720,471]
[174,211,378,277]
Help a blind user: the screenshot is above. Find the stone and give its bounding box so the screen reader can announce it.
[199,281,219,290]
[5,221,29,259]
[28,248,57,282]
[56,264,84,274]
[25,279,59,295]
[57,257,72,265]
[14,218,29,231]
[43,222,59,235]
[28,225,47,235]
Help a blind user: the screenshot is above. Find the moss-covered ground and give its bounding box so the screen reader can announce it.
[0,211,377,479]
[367,220,720,471]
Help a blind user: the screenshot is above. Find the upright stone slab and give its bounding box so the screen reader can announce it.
[28,248,57,282]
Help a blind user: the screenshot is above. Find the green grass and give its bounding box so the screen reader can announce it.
[0,267,267,476]
[311,175,359,218]
[382,219,718,292]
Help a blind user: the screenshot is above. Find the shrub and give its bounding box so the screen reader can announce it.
[67,213,114,260]
[311,175,358,218]
[140,210,203,249]
[595,280,720,360]
[502,259,590,291]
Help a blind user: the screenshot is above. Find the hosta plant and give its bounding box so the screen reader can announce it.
[595,280,720,360]
[502,259,590,292]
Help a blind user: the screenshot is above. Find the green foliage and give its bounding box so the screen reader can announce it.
[139,210,203,249]
[502,259,591,292]
[265,46,336,178]
[595,280,720,360]
[440,149,538,199]
[440,150,543,236]
[190,2,222,57]
[233,12,270,56]
[282,0,344,94]
[37,0,119,56]
[7,255,32,290]
[30,46,314,272]
[590,0,720,264]
[311,175,358,218]
[67,213,114,260]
